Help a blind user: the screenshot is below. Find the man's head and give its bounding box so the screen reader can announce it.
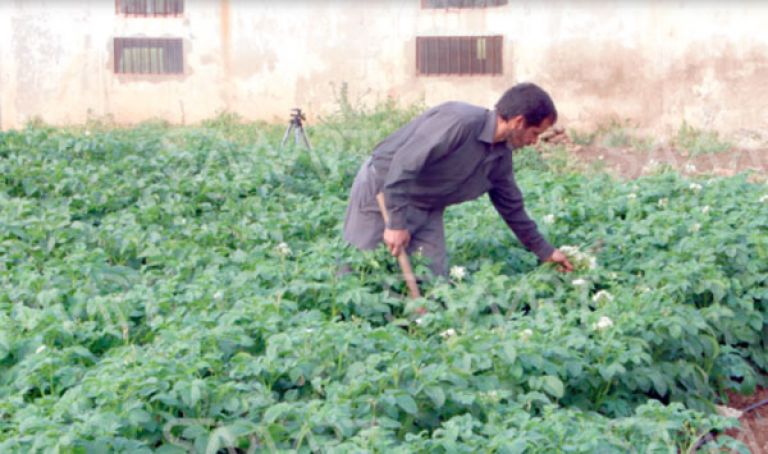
[493,82,557,148]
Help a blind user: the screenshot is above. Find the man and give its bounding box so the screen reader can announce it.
[343,82,574,277]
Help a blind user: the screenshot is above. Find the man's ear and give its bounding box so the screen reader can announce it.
[508,115,526,129]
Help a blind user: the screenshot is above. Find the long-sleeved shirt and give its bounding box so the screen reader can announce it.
[369,101,555,261]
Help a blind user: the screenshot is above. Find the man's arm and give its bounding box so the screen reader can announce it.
[382,109,466,230]
[488,158,556,261]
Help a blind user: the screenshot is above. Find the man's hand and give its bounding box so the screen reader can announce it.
[383,228,410,256]
[544,249,574,273]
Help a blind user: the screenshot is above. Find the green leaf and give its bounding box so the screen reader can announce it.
[396,394,418,415]
[541,375,564,399]
[425,386,446,408]
[263,403,292,423]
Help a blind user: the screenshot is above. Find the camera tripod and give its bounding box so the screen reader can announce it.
[280,108,312,150]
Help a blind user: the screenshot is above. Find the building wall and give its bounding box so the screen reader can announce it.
[1,0,768,142]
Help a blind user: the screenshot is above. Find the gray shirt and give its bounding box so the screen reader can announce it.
[370,101,555,261]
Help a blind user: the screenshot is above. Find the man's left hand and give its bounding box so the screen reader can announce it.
[544,249,574,273]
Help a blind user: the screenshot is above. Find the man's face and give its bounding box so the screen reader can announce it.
[504,116,554,149]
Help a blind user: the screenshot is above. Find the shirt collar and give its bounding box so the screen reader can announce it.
[477,109,497,144]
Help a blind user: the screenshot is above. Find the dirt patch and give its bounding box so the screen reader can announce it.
[709,387,768,452]
[571,145,768,181]
[536,128,768,181]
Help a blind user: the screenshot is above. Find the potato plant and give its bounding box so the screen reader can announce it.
[0,109,764,453]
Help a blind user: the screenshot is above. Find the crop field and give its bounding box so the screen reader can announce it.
[1,105,767,453]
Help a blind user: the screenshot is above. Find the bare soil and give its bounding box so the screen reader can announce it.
[570,144,768,181]
[535,128,768,181]
[720,387,768,452]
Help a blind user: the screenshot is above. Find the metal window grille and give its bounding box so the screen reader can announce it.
[116,0,184,16]
[416,36,503,75]
[114,38,184,74]
[421,0,508,8]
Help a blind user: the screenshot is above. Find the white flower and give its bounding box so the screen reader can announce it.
[689,183,703,192]
[657,198,668,208]
[643,159,661,173]
[543,214,556,225]
[440,328,457,339]
[760,195,768,203]
[592,290,614,304]
[84,130,91,136]
[609,272,618,279]
[35,345,46,354]
[559,245,598,272]
[701,205,710,214]
[415,317,425,326]
[593,316,614,331]
[627,193,637,201]
[213,291,223,300]
[450,266,466,281]
[685,163,697,173]
[520,328,533,341]
[571,278,588,287]
[276,242,292,257]
[690,223,701,233]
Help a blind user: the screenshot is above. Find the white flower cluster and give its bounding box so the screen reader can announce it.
[520,328,533,341]
[559,245,597,272]
[440,328,457,339]
[701,205,710,214]
[543,214,556,225]
[760,194,768,203]
[450,266,467,282]
[627,193,637,201]
[593,316,614,331]
[592,290,614,305]
[689,183,703,192]
[685,163,697,173]
[689,223,701,233]
[657,198,669,208]
[571,278,589,287]
[276,242,292,257]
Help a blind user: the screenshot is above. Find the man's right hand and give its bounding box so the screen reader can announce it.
[383,228,411,256]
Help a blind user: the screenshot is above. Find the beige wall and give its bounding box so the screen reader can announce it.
[2,0,768,143]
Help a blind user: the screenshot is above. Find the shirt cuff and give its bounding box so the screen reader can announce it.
[532,241,556,262]
[386,207,408,230]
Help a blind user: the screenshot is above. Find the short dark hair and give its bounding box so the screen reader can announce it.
[495,82,557,127]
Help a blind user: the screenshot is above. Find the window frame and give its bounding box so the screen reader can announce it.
[115,0,185,17]
[113,37,185,76]
[415,35,504,76]
[420,0,508,9]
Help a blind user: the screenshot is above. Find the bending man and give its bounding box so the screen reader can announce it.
[343,82,573,277]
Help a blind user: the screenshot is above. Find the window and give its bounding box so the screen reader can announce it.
[114,38,183,74]
[116,0,184,16]
[416,36,503,75]
[421,0,508,8]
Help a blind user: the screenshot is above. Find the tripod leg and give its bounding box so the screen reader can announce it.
[299,126,312,150]
[281,124,294,147]
[294,126,301,147]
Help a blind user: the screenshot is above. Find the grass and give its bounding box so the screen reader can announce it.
[674,121,732,156]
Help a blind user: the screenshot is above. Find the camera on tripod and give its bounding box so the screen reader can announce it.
[290,108,306,125]
[281,107,312,150]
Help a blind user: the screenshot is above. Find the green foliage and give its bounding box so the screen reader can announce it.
[675,121,732,156]
[0,106,764,452]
